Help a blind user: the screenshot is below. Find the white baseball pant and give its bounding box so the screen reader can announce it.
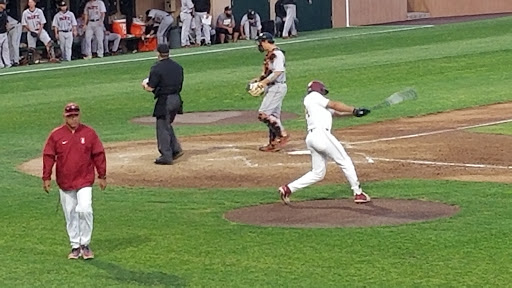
[287,129,362,194]
[8,24,21,64]
[60,186,94,249]
[282,4,297,38]
[258,83,287,131]
[0,33,9,68]
[194,12,211,45]
[58,32,73,61]
[27,30,52,48]
[180,12,193,46]
[85,21,104,57]
[243,22,259,40]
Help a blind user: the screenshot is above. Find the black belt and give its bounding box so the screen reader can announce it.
[308,128,329,133]
[269,81,286,86]
[59,30,71,32]
[89,19,100,22]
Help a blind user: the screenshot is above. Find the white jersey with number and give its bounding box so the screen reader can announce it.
[52,11,77,32]
[84,0,106,21]
[304,91,334,131]
[21,8,46,31]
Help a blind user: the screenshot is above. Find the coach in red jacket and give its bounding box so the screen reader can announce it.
[42,103,107,260]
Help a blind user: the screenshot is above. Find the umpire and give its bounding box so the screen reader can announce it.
[143,44,184,165]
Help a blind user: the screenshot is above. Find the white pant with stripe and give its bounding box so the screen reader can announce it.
[60,186,94,249]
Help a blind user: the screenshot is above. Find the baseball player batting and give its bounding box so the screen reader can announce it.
[83,0,106,59]
[22,0,59,64]
[278,81,371,205]
[52,1,77,61]
[252,32,289,152]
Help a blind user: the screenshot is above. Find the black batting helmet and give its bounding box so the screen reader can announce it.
[307,80,329,95]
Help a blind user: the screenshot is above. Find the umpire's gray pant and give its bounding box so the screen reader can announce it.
[0,33,10,68]
[156,95,182,161]
[58,32,73,61]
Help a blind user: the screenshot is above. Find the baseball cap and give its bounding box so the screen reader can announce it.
[248,10,255,19]
[157,44,169,54]
[57,1,67,7]
[64,103,80,116]
[224,6,231,11]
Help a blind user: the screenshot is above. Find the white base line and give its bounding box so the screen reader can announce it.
[0,25,433,77]
[350,118,512,145]
[372,157,512,169]
[287,118,512,155]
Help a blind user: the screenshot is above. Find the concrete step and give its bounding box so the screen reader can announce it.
[407,12,431,20]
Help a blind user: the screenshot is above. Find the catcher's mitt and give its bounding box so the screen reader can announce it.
[30,31,38,38]
[246,81,265,97]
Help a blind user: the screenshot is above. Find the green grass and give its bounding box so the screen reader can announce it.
[0,17,512,287]
[472,122,512,135]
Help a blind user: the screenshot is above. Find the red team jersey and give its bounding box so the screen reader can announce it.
[42,124,106,191]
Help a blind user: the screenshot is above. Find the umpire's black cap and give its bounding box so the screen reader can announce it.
[256,32,274,44]
[157,44,170,54]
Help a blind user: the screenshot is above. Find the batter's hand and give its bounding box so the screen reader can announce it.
[98,178,107,190]
[43,180,51,193]
[352,107,371,117]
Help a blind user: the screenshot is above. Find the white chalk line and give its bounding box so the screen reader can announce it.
[371,157,512,169]
[350,118,512,145]
[0,25,433,77]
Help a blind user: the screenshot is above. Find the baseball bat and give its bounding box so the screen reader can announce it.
[370,88,418,110]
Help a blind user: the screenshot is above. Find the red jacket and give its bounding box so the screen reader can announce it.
[42,124,106,191]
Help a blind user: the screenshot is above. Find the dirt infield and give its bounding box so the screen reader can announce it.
[224,199,460,228]
[19,103,511,228]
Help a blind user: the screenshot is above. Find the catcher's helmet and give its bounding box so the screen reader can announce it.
[256,32,275,44]
[307,80,329,95]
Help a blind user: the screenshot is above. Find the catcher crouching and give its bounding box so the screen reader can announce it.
[248,32,289,152]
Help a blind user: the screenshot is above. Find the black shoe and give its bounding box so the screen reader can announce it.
[154,157,173,165]
[173,151,184,160]
[12,63,19,67]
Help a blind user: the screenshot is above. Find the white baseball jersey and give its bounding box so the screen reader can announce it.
[84,0,106,21]
[52,11,77,32]
[269,50,286,83]
[7,15,19,26]
[22,8,46,31]
[304,91,333,131]
[180,0,194,13]
[147,9,169,24]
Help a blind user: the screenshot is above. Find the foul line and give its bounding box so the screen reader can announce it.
[371,157,512,169]
[349,118,512,145]
[0,25,433,77]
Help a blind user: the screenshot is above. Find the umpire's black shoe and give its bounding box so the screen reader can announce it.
[154,157,173,165]
[173,151,184,160]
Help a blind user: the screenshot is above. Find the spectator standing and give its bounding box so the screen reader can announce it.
[180,0,194,47]
[83,0,106,59]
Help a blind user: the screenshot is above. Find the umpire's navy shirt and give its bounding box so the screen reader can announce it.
[148,58,184,117]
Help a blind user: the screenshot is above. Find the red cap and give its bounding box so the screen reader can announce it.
[64,103,80,116]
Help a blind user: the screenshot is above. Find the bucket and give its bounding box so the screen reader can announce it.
[138,37,157,52]
[112,19,127,38]
[131,18,146,37]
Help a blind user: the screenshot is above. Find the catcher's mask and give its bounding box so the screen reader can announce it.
[307,80,329,95]
[256,32,274,53]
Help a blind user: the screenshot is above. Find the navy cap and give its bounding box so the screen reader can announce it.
[157,44,169,54]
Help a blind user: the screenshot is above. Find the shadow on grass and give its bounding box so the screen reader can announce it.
[88,260,186,287]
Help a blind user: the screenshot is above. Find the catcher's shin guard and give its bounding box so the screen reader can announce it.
[27,48,35,65]
[258,112,284,138]
[47,41,57,61]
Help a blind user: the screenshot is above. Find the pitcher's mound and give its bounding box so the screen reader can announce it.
[224,199,459,228]
[132,110,298,125]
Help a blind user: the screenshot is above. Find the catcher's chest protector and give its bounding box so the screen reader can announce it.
[263,47,280,77]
